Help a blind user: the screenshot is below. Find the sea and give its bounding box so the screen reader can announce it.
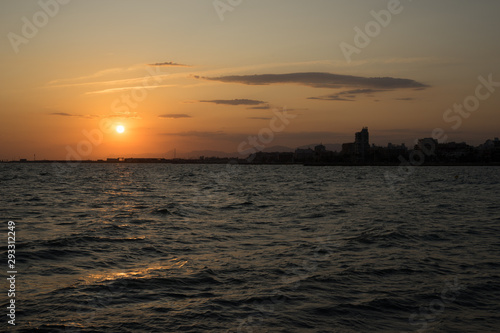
[1,163,499,332]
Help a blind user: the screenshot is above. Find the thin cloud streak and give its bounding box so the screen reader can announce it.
[49,112,75,117]
[199,99,267,106]
[148,61,191,67]
[309,88,390,101]
[160,131,226,138]
[308,96,354,102]
[48,112,98,119]
[248,117,272,120]
[158,114,192,119]
[44,74,172,90]
[47,64,145,85]
[86,84,175,95]
[247,105,271,110]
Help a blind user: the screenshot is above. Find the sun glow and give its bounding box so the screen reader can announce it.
[116,125,125,133]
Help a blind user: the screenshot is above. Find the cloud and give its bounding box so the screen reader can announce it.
[86,84,175,95]
[247,105,271,110]
[48,112,98,119]
[149,61,190,67]
[47,64,145,85]
[158,114,192,119]
[247,117,272,120]
[308,96,353,101]
[160,131,226,138]
[199,99,267,106]
[246,105,308,111]
[340,88,387,95]
[201,72,428,90]
[395,97,415,101]
[49,112,75,117]
[309,88,389,101]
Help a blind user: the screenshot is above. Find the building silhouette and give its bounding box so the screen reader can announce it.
[354,127,370,162]
[294,148,315,162]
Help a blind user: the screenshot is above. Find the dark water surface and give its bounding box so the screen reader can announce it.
[1,163,499,332]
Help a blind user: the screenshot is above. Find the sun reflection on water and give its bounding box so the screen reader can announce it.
[83,258,188,285]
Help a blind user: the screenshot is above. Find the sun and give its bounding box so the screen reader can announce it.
[116,125,125,134]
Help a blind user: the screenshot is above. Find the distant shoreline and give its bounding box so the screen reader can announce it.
[1,160,500,166]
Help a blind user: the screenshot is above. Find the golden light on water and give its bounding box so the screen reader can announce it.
[83,259,188,285]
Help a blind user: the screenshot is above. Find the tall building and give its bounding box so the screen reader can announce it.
[354,127,370,162]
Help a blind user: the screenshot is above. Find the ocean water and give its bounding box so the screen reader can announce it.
[1,163,500,332]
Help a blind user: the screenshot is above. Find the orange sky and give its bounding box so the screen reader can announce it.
[1,0,499,160]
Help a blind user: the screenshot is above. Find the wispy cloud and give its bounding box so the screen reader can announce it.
[44,74,172,90]
[309,88,389,101]
[246,106,308,112]
[85,84,175,95]
[48,112,98,119]
[247,105,271,110]
[49,112,140,119]
[158,114,192,119]
[199,99,267,106]
[47,64,145,86]
[44,63,172,91]
[340,88,387,96]
[308,95,353,102]
[247,117,272,120]
[201,72,428,90]
[159,131,226,138]
[148,61,191,67]
[49,112,75,117]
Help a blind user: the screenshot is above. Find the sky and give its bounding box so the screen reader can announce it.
[1,0,499,160]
